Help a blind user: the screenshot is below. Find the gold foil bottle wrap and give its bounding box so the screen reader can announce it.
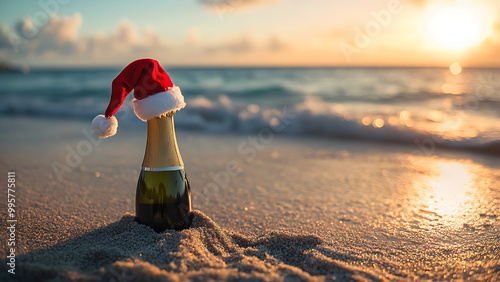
[141,113,184,169]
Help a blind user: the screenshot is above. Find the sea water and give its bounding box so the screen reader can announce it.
[1,67,499,153]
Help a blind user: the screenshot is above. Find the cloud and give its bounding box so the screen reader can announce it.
[0,26,12,49]
[4,13,83,55]
[0,13,290,66]
[0,13,169,64]
[409,0,430,6]
[16,17,36,39]
[267,35,287,51]
[204,36,255,54]
[199,0,279,11]
[463,20,500,67]
[30,13,81,54]
[494,20,500,34]
[203,35,288,54]
[85,19,166,55]
[187,27,201,45]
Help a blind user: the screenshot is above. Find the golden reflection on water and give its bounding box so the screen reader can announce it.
[425,162,473,216]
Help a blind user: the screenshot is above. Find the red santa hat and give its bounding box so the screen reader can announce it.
[91,58,185,138]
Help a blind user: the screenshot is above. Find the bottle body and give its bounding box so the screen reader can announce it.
[135,114,192,232]
[135,168,192,231]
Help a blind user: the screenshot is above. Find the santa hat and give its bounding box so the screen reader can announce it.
[91,58,185,138]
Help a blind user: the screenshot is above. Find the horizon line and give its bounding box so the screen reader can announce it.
[22,64,500,70]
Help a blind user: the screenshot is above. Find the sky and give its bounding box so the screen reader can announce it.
[0,0,499,67]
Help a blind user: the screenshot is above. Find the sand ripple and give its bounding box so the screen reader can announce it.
[12,211,381,281]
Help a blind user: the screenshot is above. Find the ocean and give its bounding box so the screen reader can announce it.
[1,67,499,154]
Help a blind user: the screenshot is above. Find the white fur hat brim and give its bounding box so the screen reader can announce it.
[132,86,185,121]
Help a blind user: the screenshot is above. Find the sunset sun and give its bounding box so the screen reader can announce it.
[426,3,489,50]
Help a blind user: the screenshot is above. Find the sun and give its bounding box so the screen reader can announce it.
[426,3,489,50]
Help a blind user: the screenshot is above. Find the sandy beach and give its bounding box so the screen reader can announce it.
[0,116,498,281]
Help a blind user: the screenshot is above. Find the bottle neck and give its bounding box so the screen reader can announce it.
[142,113,184,169]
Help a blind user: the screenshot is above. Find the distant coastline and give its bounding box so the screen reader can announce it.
[0,61,29,73]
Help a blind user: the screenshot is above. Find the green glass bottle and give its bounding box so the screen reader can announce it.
[135,112,192,232]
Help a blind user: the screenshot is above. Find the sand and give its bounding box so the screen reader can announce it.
[10,211,381,281]
[1,117,499,281]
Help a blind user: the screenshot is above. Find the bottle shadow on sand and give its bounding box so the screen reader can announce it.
[5,210,381,281]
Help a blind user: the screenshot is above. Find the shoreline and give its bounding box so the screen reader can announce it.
[2,115,499,160]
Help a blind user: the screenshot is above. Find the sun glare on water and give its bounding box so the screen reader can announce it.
[426,2,489,50]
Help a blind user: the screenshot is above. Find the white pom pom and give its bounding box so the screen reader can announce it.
[91,115,118,138]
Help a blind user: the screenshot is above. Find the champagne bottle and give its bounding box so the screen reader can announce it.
[135,112,192,232]
[91,59,191,231]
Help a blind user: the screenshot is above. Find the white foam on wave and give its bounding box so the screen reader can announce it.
[1,95,499,154]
